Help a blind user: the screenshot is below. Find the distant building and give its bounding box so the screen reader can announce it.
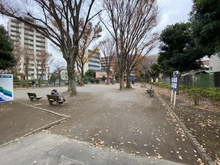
[60,68,68,81]
[56,51,101,82]
[95,69,111,80]
[7,17,48,80]
[147,54,159,64]
[100,56,118,73]
[87,51,101,71]
[200,55,210,71]
[209,54,220,87]
[209,54,220,72]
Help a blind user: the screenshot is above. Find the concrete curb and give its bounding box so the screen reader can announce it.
[0,118,67,148]
[16,101,71,119]
[155,91,216,165]
[0,102,70,149]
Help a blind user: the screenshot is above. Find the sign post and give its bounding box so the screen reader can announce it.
[171,71,179,106]
[0,74,14,102]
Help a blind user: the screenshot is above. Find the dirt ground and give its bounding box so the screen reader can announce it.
[0,101,63,144]
[0,84,219,164]
[155,86,220,163]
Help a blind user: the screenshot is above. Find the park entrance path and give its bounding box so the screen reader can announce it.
[0,84,201,164]
[45,84,200,164]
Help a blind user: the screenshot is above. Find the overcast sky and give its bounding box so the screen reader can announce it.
[157,0,193,31]
[0,0,193,61]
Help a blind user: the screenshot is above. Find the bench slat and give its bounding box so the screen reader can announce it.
[47,95,64,106]
[27,93,43,101]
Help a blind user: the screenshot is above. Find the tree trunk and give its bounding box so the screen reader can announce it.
[119,70,125,90]
[38,74,43,87]
[38,78,41,87]
[59,78,61,86]
[126,69,132,89]
[26,75,29,88]
[79,69,84,86]
[112,73,115,85]
[66,57,77,96]
[106,70,110,84]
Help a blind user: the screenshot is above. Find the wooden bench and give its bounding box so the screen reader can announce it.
[146,87,154,97]
[46,95,64,106]
[27,93,43,101]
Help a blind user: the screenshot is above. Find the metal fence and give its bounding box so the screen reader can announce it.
[214,72,220,87]
[180,72,220,88]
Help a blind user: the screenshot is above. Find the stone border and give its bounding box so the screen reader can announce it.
[0,101,70,148]
[155,91,216,165]
[17,101,71,119]
[0,118,68,148]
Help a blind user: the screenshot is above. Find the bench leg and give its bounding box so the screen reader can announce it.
[149,90,154,97]
[48,101,53,105]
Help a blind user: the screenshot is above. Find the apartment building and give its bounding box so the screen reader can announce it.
[87,50,101,71]
[7,17,48,80]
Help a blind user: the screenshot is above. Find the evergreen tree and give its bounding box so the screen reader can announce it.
[49,72,58,85]
[158,22,203,76]
[0,25,16,71]
[190,0,220,56]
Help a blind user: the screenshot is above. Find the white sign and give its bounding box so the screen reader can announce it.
[171,74,178,91]
[0,74,14,102]
[171,71,179,106]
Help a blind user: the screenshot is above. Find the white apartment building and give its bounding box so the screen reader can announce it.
[87,52,101,71]
[80,51,101,76]
[7,17,48,80]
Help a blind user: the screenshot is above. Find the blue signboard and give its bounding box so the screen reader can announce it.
[171,74,178,91]
[0,74,14,102]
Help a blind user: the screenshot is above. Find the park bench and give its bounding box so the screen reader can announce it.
[146,86,154,97]
[46,95,64,106]
[27,92,43,101]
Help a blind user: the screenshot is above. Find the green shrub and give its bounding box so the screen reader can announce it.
[150,82,170,89]
[151,82,220,101]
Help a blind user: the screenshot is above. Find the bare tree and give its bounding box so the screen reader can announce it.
[76,21,102,86]
[36,50,51,87]
[0,0,101,96]
[22,46,34,87]
[52,61,66,86]
[141,55,160,82]
[101,0,158,89]
[12,42,22,77]
[99,38,116,84]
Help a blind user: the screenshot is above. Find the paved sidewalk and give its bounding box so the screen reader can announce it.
[0,84,204,165]
[0,132,186,165]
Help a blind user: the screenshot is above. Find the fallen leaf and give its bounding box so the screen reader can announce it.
[197,158,204,165]
[146,152,150,156]
[157,154,163,159]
